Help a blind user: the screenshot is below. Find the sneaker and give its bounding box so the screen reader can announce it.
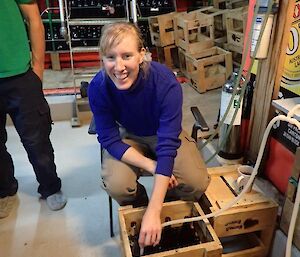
[46,191,67,211]
[0,194,17,219]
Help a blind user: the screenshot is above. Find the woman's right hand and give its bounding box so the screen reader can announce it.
[138,207,162,248]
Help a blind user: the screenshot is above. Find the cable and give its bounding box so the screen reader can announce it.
[163,105,300,257]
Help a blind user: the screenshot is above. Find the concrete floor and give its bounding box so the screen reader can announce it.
[1,122,122,257]
[0,77,221,257]
[2,69,299,257]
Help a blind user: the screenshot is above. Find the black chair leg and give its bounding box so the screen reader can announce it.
[89,119,115,238]
[109,195,114,237]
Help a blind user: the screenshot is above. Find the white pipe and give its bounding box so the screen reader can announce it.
[163,115,276,226]
[58,0,68,39]
[131,0,138,24]
[58,0,65,22]
[162,105,300,257]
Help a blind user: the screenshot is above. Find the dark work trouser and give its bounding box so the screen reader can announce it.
[0,69,61,198]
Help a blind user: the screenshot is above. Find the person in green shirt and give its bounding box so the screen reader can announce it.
[0,0,67,218]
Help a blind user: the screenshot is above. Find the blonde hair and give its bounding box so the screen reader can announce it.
[99,22,150,74]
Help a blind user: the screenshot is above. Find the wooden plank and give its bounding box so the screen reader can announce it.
[222,246,265,257]
[119,209,134,257]
[260,226,277,256]
[207,165,240,175]
[50,52,61,71]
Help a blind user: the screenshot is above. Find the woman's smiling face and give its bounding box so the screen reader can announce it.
[102,36,145,90]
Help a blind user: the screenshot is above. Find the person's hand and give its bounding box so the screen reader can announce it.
[138,208,162,248]
[32,65,44,81]
[168,175,178,189]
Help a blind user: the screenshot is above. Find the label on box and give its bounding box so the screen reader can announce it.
[272,119,300,153]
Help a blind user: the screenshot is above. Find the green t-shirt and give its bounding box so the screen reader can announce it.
[0,0,33,78]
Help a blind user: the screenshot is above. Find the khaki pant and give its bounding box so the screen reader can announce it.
[101,130,210,205]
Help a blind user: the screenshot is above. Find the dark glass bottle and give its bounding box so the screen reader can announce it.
[160,216,175,251]
[178,216,200,247]
[129,221,140,257]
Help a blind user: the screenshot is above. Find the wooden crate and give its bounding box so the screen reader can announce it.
[156,45,179,69]
[178,47,193,79]
[200,165,278,257]
[226,0,249,9]
[76,97,93,125]
[225,7,248,54]
[197,7,228,47]
[224,43,243,67]
[184,46,232,93]
[174,11,214,54]
[213,0,227,9]
[148,12,177,47]
[119,201,222,257]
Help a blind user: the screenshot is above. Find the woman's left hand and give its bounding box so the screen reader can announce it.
[138,207,162,248]
[168,174,178,189]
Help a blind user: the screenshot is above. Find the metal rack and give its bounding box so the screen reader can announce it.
[58,0,130,126]
[54,0,178,126]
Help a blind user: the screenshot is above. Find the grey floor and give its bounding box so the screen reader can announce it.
[0,76,222,257]
[3,68,299,257]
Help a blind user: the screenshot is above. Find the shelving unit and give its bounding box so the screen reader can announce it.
[61,0,130,126]
[136,0,176,48]
[39,1,69,70]
[40,0,183,126]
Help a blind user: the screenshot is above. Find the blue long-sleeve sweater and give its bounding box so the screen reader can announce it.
[88,61,183,177]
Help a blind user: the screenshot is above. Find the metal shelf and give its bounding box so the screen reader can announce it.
[68,17,129,26]
[64,1,130,127]
[42,19,61,23]
[71,46,99,53]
